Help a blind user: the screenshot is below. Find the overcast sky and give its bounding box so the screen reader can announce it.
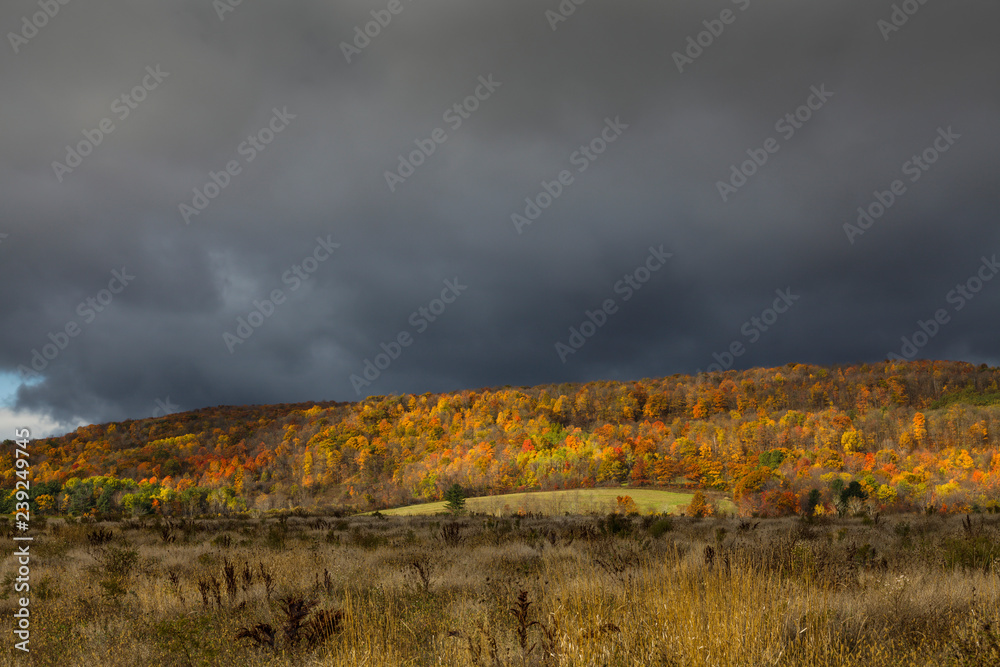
[2,0,998,437]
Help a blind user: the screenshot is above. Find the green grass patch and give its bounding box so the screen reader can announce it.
[376,488,694,516]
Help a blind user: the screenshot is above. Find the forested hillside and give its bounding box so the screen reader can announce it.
[7,360,1000,517]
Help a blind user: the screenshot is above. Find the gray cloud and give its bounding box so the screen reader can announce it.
[2,0,998,433]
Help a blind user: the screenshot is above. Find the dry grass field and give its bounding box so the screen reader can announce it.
[2,510,1000,666]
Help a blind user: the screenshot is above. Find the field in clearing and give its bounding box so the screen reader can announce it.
[377,487,696,516]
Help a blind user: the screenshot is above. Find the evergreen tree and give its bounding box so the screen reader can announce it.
[443,484,466,514]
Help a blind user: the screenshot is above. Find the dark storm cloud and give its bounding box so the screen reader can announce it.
[1,0,998,434]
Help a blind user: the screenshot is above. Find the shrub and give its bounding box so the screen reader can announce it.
[236,595,343,652]
[647,517,674,538]
[102,545,139,580]
[265,524,286,550]
[212,533,233,549]
[87,527,115,548]
[942,535,1000,572]
[600,512,632,536]
[350,528,383,550]
[97,544,139,602]
[439,522,464,546]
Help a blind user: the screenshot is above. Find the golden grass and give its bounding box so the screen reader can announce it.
[1,512,998,665]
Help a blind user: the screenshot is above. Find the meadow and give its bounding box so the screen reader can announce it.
[2,508,999,666]
[375,488,696,516]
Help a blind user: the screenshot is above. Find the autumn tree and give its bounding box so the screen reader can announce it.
[616,495,639,514]
[552,395,571,425]
[686,490,712,517]
[841,429,862,454]
[16,360,1000,516]
[912,412,927,444]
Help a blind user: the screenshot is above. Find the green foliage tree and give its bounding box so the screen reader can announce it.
[443,484,466,514]
[803,488,822,518]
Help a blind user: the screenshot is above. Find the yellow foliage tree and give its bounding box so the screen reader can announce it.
[912,412,927,443]
[876,484,897,504]
[302,450,314,487]
[36,495,54,513]
[841,429,862,454]
[956,449,974,470]
[899,431,914,451]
